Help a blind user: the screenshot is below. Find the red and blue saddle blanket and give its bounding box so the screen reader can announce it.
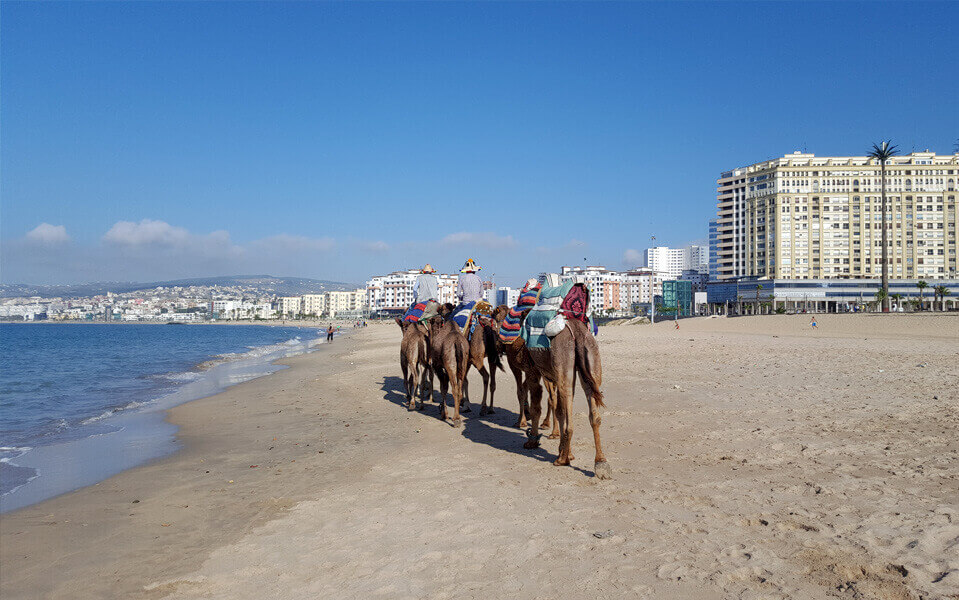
[451,300,493,340]
[403,300,438,323]
[498,282,541,343]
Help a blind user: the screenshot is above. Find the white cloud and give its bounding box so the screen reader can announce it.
[103,219,192,246]
[26,223,70,245]
[441,231,517,249]
[622,248,644,267]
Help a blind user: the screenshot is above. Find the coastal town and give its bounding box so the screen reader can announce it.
[7,149,957,322]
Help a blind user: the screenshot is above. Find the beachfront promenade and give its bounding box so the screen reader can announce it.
[1,314,956,599]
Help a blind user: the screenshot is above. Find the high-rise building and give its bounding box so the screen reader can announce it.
[646,245,707,280]
[713,151,958,280]
[708,218,720,280]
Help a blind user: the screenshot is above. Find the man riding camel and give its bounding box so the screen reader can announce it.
[413,263,439,303]
[457,258,483,304]
[402,263,441,323]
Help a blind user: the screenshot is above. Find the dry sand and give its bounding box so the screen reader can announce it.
[1,314,957,599]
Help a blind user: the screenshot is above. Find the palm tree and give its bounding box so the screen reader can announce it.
[874,288,888,312]
[934,285,950,312]
[891,293,902,312]
[916,280,928,311]
[755,283,763,315]
[867,141,899,312]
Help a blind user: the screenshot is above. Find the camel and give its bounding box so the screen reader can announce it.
[468,308,505,416]
[524,314,610,480]
[395,318,430,410]
[425,314,471,427]
[492,305,560,437]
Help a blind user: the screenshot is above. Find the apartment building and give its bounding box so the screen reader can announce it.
[326,290,367,316]
[366,270,460,311]
[646,245,708,280]
[558,266,666,312]
[302,294,327,317]
[713,151,959,280]
[276,296,303,316]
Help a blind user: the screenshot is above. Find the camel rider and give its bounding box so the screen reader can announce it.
[457,258,483,303]
[413,263,439,303]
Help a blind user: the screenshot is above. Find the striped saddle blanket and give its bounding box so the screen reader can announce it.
[451,300,493,340]
[521,281,595,350]
[403,300,438,323]
[498,282,541,343]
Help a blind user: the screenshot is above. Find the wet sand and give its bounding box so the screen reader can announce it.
[1,315,957,599]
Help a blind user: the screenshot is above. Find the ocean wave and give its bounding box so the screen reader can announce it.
[80,401,147,425]
[0,446,32,462]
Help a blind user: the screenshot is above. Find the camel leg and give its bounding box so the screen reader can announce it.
[488,358,497,414]
[524,378,543,449]
[512,368,527,429]
[451,374,463,428]
[401,354,411,403]
[582,376,611,479]
[544,380,560,439]
[553,376,574,466]
[418,366,429,410]
[478,365,491,415]
[460,372,472,413]
[438,372,449,420]
[408,361,419,411]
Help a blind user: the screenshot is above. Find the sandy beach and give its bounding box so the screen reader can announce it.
[1,314,957,599]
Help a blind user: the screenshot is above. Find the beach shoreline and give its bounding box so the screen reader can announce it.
[0,325,349,513]
[1,315,956,599]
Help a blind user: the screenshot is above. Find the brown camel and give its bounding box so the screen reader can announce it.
[492,305,559,437]
[524,316,610,479]
[468,309,505,416]
[395,318,430,410]
[425,315,471,427]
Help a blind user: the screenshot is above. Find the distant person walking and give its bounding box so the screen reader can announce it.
[327,324,335,342]
[810,316,817,329]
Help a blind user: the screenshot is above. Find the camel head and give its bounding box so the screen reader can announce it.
[438,303,455,318]
[492,304,509,323]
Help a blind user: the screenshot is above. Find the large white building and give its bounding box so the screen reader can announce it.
[712,150,959,280]
[557,265,666,312]
[646,245,708,280]
[366,270,461,311]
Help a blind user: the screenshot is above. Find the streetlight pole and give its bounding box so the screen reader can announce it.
[649,235,656,324]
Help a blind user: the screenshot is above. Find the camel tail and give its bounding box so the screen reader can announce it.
[483,324,504,372]
[574,323,605,408]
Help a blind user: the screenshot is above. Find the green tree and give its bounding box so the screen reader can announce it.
[916,280,928,311]
[874,288,888,312]
[934,285,950,312]
[755,283,763,315]
[867,141,898,312]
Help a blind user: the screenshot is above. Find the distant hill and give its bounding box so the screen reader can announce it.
[0,275,358,298]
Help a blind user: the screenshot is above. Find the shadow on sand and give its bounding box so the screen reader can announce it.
[379,375,593,477]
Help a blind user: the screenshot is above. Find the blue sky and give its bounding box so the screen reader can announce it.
[3,1,957,286]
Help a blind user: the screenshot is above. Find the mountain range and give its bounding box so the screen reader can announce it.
[0,275,358,299]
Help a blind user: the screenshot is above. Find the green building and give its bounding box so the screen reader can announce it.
[662,280,693,317]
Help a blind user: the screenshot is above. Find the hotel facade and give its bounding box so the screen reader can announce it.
[713,151,958,281]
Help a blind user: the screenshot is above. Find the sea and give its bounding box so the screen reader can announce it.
[0,323,328,512]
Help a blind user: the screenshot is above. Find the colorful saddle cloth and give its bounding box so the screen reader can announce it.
[403,300,439,323]
[498,282,541,343]
[521,281,595,350]
[451,300,493,340]
[450,300,476,333]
